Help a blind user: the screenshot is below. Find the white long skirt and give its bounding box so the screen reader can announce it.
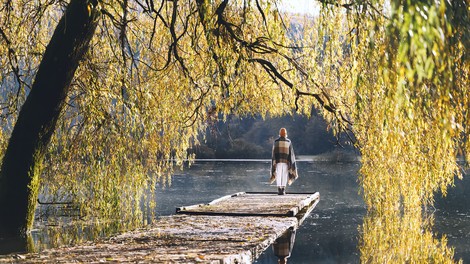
[275,163,288,187]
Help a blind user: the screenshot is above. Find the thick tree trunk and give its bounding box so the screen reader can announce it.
[0,0,99,236]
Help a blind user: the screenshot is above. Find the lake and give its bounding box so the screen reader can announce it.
[154,160,470,263]
[1,160,469,262]
[155,160,364,263]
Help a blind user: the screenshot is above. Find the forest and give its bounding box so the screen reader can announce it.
[190,113,353,159]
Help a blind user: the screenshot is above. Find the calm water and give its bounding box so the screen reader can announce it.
[1,160,469,262]
[155,160,470,263]
[156,160,364,263]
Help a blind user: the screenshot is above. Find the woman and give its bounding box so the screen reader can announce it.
[270,128,298,195]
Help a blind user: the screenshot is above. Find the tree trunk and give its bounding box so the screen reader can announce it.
[0,0,100,236]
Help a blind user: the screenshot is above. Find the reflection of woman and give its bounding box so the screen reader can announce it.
[272,227,296,264]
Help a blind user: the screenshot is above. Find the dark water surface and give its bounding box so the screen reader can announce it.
[434,169,470,262]
[155,160,470,263]
[1,160,469,263]
[155,160,365,263]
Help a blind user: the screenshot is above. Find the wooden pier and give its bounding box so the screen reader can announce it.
[0,192,320,263]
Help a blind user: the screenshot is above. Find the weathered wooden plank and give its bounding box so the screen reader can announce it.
[0,215,298,263]
[175,192,245,214]
[0,191,320,263]
[293,192,320,225]
[176,192,319,217]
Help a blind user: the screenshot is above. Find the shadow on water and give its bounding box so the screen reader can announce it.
[1,160,469,263]
[0,236,31,255]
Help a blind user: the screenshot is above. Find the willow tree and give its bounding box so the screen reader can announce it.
[0,0,468,256]
[0,0,324,236]
[0,0,101,236]
[299,0,469,261]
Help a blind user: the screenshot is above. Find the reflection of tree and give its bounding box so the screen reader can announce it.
[30,220,126,253]
[360,209,459,263]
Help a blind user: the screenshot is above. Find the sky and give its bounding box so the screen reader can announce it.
[278,0,321,16]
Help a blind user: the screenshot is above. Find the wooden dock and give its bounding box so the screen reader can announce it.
[0,192,320,263]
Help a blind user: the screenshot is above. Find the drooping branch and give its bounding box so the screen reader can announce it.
[0,27,29,116]
[209,1,355,143]
[248,52,354,144]
[0,0,101,236]
[248,58,293,88]
[195,0,355,143]
[295,90,333,112]
[295,89,356,146]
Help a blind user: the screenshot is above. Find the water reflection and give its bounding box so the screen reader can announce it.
[360,209,459,263]
[0,236,33,255]
[357,166,469,264]
[272,227,296,264]
[0,217,141,255]
[1,161,468,263]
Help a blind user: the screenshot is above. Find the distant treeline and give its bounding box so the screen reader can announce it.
[190,113,354,159]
